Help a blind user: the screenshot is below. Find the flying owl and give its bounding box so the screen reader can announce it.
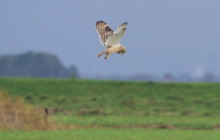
[96,21,128,59]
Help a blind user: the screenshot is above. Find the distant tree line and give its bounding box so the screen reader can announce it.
[0,52,78,78]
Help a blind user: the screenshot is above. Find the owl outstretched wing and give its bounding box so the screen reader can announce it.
[105,22,128,46]
[96,21,114,47]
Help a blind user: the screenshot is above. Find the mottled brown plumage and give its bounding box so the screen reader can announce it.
[96,21,114,46]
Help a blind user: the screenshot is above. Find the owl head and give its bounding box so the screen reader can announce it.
[118,46,127,55]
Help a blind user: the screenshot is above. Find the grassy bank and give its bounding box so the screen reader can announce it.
[0,78,220,130]
[0,78,220,116]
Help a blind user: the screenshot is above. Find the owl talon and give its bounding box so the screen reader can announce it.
[105,55,109,59]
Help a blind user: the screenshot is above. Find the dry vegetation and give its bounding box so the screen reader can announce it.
[0,90,51,130]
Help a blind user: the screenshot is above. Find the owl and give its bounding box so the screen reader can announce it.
[96,21,128,59]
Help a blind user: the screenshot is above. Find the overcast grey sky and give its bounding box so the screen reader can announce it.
[0,0,220,77]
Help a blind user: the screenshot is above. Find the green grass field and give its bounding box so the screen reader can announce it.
[0,78,220,139]
[1,129,220,140]
[51,115,220,129]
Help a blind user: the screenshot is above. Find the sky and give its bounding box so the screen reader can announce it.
[0,0,220,78]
